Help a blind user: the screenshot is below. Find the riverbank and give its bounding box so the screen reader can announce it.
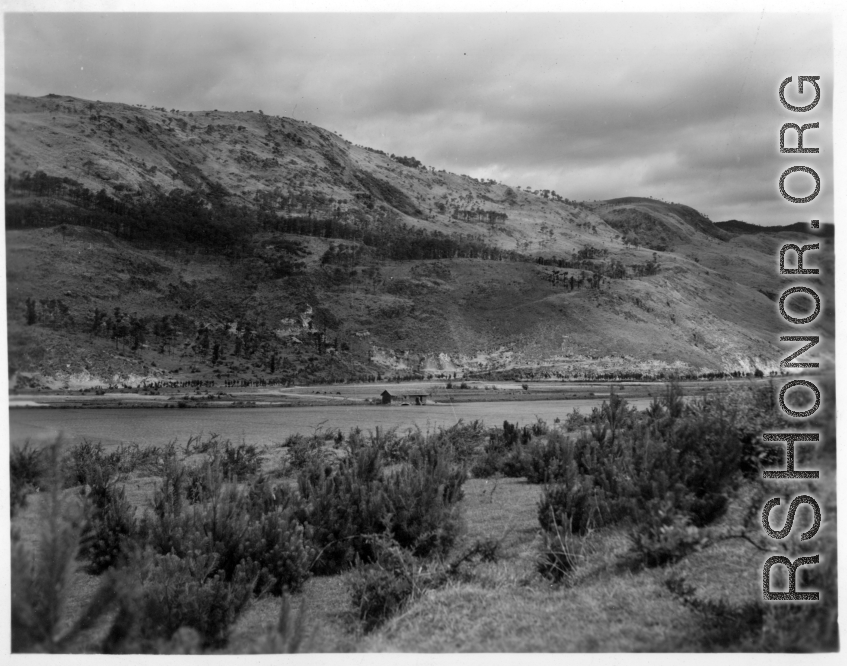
[7,377,753,410]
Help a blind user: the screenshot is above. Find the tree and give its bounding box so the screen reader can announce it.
[157,315,175,355]
[90,308,107,337]
[25,298,37,325]
[129,315,147,350]
[197,326,210,356]
[111,308,128,350]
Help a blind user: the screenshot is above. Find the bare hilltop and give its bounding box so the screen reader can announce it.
[4,93,833,389]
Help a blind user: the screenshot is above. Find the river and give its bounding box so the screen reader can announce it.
[8,397,655,449]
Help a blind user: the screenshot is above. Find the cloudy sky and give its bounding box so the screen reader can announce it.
[4,10,834,225]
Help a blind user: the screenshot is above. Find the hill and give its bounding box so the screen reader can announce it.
[589,197,729,251]
[716,219,834,238]
[4,93,833,389]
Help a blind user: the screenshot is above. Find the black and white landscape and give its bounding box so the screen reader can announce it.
[4,10,837,654]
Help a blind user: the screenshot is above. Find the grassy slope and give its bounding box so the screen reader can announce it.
[9,473,787,653]
[7,223,800,387]
[5,93,833,384]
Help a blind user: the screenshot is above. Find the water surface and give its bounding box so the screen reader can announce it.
[9,397,654,448]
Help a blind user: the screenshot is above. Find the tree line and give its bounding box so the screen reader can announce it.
[6,172,252,255]
[266,212,527,262]
[7,170,525,263]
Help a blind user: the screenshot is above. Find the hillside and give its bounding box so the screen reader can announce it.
[716,219,835,238]
[4,93,833,389]
[590,197,730,250]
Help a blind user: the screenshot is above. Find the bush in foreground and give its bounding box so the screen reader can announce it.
[81,464,138,574]
[104,550,259,652]
[10,442,45,514]
[300,435,467,575]
[350,542,419,632]
[141,458,314,594]
[12,442,117,653]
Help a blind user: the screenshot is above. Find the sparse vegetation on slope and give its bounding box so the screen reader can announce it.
[5,92,831,387]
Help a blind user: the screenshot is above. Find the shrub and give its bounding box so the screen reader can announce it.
[220,441,263,478]
[502,420,520,447]
[142,466,313,595]
[194,435,263,479]
[537,518,579,583]
[524,432,581,484]
[350,551,416,632]
[299,437,466,574]
[470,445,503,478]
[600,390,631,444]
[626,501,709,568]
[283,433,332,471]
[350,534,498,632]
[242,504,315,595]
[141,447,188,555]
[81,465,138,574]
[535,385,749,555]
[62,440,120,488]
[297,446,388,575]
[427,420,487,465]
[349,535,449,632]
[564,408,585,431]
[538,478,615,537]
[185,437,266,503]
[10,442,45,514]
[470,427,528,479]
[111,442,163,475]
[382,442,465,557]
[12,440,118,653]
[739,432,783,480]
[531,417,549,436]
[371,426,409,463]
[145,481,247,575]
[185,462,216,504]
[640,397,740,526]
[500,447,529,477]
[104,550,259,652]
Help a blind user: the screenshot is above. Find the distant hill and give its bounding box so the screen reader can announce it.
[5,92,833,388]
[715,219,834,238]
[590,197,729,252]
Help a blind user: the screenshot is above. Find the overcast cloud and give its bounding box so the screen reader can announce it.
[4,11,834,224]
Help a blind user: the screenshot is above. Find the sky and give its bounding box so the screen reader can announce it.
[3,10,835,225]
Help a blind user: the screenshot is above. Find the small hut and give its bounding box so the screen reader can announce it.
[380,390,397,405]
[380,391,427,405]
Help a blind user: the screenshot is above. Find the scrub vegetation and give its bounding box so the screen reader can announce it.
[10,379,837,653]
